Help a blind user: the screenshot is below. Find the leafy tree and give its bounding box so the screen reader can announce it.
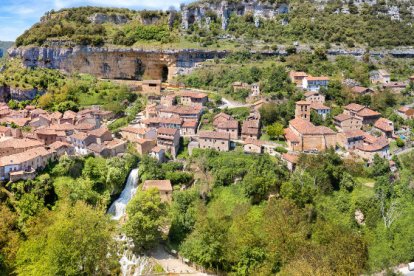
[265,122,284,140]
[124,189,167,251]
[15,201,117,275]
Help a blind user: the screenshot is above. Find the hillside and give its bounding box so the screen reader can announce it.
[14,0,414,50]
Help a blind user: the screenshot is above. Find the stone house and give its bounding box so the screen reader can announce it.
[282,153,299,172]
[337,130,366,150]
[120,127,157,141]
[333,114,363,132]
[69,132,96,155]
[396,106,414,120]
[304,91,325,103]
[241,120,260,140]
[295,101,311,121]
[344,103,381,125]
[142,180,173,202]
[371,70,390,84]
[29,115,51,129]
[351,86,374,96]
[0,138,43,156]
[302,76,330,91]
[156,128,180,158]
[284,118,337,152]
[60,110,77,124]
[310,102,331,119]
[159,105,203,122]
[160,95,176,107]
[0,147,53,182]
[213,113,233,127]
[180,91,208,107]
[149,146,166,163]
[250,83,260,97]
[289,71,308,87]
[243,139,264,154]
[87,139,127,158]
[374,118,394,138]
[354,136,390,162]
[88,127,113,144]
[133,138,157,155]
[216,120,239,140]
[198,131,230,152]
[142,80,162,94]
[181,120,198,136]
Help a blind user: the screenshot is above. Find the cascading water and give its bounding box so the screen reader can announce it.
[108,168,152,276]
[108,168,139,220]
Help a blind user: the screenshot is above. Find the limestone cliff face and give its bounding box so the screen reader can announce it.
[8,46,227,81]
[181,0,289,30]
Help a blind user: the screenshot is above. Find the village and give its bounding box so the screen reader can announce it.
[0,67,413,194]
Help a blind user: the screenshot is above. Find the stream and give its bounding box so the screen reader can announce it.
[108,168,152,276]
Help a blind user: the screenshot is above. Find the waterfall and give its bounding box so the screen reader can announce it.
[108,168,139,220]
[108,168,152,275]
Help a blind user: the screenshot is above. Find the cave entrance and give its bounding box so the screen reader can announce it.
[188,14,196,25]
[161,65,169,82]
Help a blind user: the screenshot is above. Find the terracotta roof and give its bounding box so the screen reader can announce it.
[334,113,353,122]
[362,133,378,144]
[30,108,47,115]
[0,117,31,127]
[160,105,203,116]
[374,118,394,132]
[70,132,90,141]
[217,120,239,129]
[296,100,311,105]
[35,129,58,136]
[0,147,50,166]
[131,138,155,145]
[352,86,372,94]
[49,123,75,131]
[50,111,63,120]
[199,131,230,140]
[88,127,110,137]
[304,91,319,97]
[306,76,330,81]
[357,137,389,152]
[357,108,381,118]
[143,180,172,192]
[63,110,77,119]
[0,138,43,150]
[157,127,179,136]
[87,143,104,153]
[284,128,300,142]
[244,138,265,147]
[121,127,150,135]
[398,106,410,113]
[75,123,96,131]
[383,82,407,88]
[310,102,330,110]
[159,117,183,125]
[182,120,198,128]
[105,139,127,149]
[282,153,299,164]
[180,91,208,99]
[243,120,260,129]
[290,71,308,77]
[345,103,365,112]
[49,141,72,150]
[289,118,336,135]
[342,129,366,138]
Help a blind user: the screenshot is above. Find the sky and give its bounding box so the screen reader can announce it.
[0,0,193,41]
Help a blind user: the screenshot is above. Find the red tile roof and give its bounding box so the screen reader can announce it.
[217,120,239,129]
[157,127,179,136]
[199,131,230,140]
[345,103,365,112]
[357,108,381,118]
[284,128,300,142]
[143,180,172,192]
[374,118,394,132]
[282,153,300,164]
[289,118,336,135]
[182,120,198,128]
[334,113,353,122]
[310,102,330,110]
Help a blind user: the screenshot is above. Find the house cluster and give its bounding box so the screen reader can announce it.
[283,100,395,170]
[232,82,261,102]
[0,104,127,182]
[119,90,209,162]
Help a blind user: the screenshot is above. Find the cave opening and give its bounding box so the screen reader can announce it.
[161,65,169,82]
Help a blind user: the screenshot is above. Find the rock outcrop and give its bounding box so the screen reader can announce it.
[8,46,228,81]
[181,0,288,30]
[88,13,130,24]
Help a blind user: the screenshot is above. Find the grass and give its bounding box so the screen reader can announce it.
[355,177,375,188]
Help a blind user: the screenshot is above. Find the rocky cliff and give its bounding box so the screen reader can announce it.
[181,0,288,30]
[8,46,227,81]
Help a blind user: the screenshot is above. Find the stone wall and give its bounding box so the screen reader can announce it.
[8,46,227,82]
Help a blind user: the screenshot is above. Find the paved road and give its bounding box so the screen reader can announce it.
[149,245,208,275]
[397,266,414,275]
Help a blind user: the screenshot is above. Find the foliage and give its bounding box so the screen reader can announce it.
[15,201,118,275]
[124,189,168,251]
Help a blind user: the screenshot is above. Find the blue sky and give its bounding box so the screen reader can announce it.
[0,0,192,41]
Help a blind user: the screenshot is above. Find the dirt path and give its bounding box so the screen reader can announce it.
[149,245,208,275]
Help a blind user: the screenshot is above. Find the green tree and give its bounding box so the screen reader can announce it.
[15,201,117,276]
[124,189,167,251]
[265,122,284,140]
